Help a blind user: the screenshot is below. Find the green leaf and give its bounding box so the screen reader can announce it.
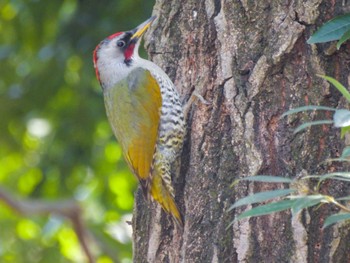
[319,172,350,182]
[239,175,293,183]
[291,195,326,215]
[294,120,333,134]
[281,105,336,118]
[341,146,350,158]
[235,199,296,221]
[307,14,350,44]
[341,126,350,138]
[318,75,350,103]
[228,189,296,211]
[317,172,350,189]
[333,109,350,127]
[325,177,350,183]
[324,213,350,228]
[337,28,350,49]
[336,196,350,201]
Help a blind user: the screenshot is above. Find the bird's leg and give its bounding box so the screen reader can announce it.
[183,90,210,119]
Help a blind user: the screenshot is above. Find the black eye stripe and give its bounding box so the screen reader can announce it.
[116,32,133,49]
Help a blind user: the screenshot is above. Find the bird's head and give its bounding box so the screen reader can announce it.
[93,16,156,87]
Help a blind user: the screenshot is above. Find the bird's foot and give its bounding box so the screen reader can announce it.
[183,90,210,118]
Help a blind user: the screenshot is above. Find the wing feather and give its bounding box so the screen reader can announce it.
[104,68,162,181]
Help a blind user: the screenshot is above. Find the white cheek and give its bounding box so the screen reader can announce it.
[97,51,132,89]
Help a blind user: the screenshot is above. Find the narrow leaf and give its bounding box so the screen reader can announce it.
[239,175,293,183]
[291,195,326,215]
[341,146,350,158]
[322,177,350,183]
[324,213,350,228]
[228,189,295,211]
[319,172,350,182]
[307,14,350,44]
[341,126,350,138]
[336,196,350,201]
[318,75,350,103]
[294,120,333,134]
[235,199,296,221]
[337,28,350,49]
[333,109,350,127]
[281,105,336,118]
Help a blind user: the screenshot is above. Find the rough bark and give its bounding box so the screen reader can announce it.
[133,1,350,262]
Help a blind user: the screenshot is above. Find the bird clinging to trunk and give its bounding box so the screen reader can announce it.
[93,16,185,226]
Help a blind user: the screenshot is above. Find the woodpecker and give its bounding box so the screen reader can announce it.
[93,16,185,226]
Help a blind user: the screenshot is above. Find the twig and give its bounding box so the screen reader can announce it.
[0,186,95,263]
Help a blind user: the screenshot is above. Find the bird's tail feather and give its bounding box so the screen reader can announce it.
[150,163,183,227]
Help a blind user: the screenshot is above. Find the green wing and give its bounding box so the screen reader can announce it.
[103,68,162,182]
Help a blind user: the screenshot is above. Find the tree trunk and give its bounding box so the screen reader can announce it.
[133,1,350,262]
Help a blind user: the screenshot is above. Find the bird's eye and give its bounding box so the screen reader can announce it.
[117,41,126,47]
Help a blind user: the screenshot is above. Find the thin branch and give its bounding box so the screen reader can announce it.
[0,186,95,263]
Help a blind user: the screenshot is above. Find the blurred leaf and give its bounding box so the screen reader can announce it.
[58,227,84,262]
[294,120,333,134]
[333,109,350,127]
[237,175,293,183]
[319,172,350,182]
[17,168,43,194]
[336,196,350,201]
[235,199,296,221]
[291,195,327,215]
[307,14,350,44]
[318,75,350,103]
[16,219,41,240]
[281,105,336,118]
[341,126,350,138]
[109,173,135,211]
[324,213,350,228]
[341,146,350,158]
[228,189,295,211]
[97,256,114,263]
[336,28,350,49]
[104,142,123,163]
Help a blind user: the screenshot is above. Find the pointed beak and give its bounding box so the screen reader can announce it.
[130,16,157,41]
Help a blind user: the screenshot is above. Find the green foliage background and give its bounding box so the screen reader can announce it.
[0,0,154,262]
